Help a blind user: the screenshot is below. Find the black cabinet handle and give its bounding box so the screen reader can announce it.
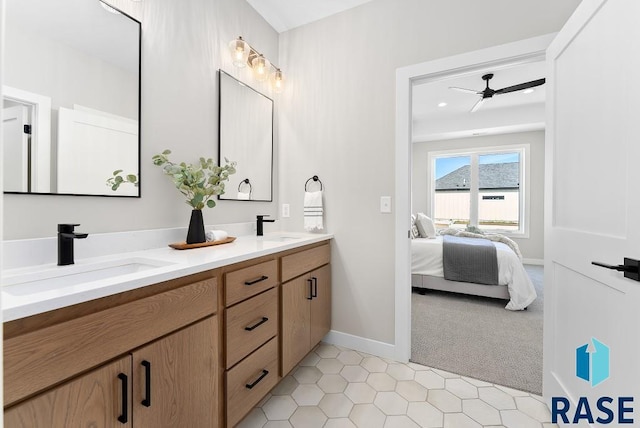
[312,277,318,298]
[592,258,640,281]
[141,360,151,407]
[246,369,269,389]
[245,317,269,331]
[245,275,269,285]
[117,373,128,424]
[307,278,313,300]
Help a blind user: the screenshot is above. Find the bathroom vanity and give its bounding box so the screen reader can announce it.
[2,233,332,427]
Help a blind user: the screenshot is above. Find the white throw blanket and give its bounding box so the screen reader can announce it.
[304,191,324,232]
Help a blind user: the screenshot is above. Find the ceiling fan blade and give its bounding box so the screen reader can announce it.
[449,86,482,95]
[494,78,546,95]
[470,97,485,113]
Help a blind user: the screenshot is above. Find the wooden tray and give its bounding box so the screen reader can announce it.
[169,236,236,250]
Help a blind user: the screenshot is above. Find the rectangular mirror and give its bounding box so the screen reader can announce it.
[218,70,273,202]
[3,0,141,197]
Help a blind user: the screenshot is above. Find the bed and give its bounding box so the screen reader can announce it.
[411,235,536,310]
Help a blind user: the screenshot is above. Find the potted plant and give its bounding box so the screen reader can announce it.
[152,150,237,244]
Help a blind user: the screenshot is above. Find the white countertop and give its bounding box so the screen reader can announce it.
[2,232,332,322]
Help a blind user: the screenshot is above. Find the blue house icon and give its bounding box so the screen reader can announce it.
[576,338,610,387]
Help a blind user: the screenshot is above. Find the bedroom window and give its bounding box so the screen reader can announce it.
[430,146,528,235]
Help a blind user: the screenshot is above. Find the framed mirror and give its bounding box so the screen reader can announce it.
[218,70,273,202]
[3,0,141,197]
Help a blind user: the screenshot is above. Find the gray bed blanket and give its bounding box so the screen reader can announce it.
[442,235,499,285]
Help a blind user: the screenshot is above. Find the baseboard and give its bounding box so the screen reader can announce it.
[323,330,396,360]
[523,258,544,266]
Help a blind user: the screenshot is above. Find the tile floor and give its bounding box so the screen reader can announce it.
[237,343,557,428]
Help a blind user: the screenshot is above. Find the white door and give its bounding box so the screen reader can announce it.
[3,105,30,192]
[544,0,640,419]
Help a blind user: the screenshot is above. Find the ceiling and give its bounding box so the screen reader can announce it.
[412,60,546,143]
[246,0,375,33]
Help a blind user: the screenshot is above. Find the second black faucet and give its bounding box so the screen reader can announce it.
[256,215,275,236]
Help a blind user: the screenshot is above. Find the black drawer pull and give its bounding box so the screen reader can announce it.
[245,317,269,331]
[244,275,269,285]
[312,277,318,298]
[141,360,151,407]
[307,278,313,300]
[246,369,269,389]
[117,373,128,424]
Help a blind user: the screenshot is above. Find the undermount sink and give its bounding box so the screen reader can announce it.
[2,257,175,296]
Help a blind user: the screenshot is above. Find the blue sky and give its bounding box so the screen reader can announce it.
[435,153,519,179]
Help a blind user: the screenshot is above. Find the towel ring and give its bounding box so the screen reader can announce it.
[304,175,323,191]
[238,178,252,196]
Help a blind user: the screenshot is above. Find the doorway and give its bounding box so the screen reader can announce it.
[393,34,554,368]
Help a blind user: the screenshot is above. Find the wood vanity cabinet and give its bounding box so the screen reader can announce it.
[4,275,218,428]
[281,244,331,375]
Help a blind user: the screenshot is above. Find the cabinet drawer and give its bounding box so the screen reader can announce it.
[281,244,330,282]
[226,338,278,428]
[4,278,216,407]
[226,288,278,369]
[225,259,278,306]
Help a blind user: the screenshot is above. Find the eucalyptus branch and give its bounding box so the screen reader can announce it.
[107,170,138,191]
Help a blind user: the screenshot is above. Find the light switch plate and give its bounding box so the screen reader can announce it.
[380,196,392,213]
[282,203,290,218]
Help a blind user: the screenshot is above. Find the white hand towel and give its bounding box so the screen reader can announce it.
[206,230,229,242]
[304,191,324,232]
[237,191,250,200]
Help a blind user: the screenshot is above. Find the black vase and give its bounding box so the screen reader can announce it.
[186,209,206,244]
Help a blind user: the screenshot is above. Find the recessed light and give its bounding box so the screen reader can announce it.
[523,89,534,94]
[437,102,447,107]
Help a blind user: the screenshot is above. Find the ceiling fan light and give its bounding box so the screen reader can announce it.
[251,55,270,82]
[229,37,250,68]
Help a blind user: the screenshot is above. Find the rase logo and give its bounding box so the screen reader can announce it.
[552,338,635,425]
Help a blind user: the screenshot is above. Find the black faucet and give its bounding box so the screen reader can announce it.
[58,224,89,266]
[256,215,275,236]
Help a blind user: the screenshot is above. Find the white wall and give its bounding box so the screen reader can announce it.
[413,131,545,260]
[278,1,576,344]
[3,0,280,239]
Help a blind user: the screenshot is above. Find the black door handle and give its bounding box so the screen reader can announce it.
[117,373,128,424]
[245,317,269,331]
[307,278,313,300]
[245,275,269,285]
[245,369,269,389]
[312,277,318,298]
[592,258,640,281]
[141,360,151,407]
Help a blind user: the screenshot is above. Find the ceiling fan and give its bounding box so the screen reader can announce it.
[449,73,545,112]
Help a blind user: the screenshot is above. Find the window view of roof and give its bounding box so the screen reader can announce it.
[435,162,519,190]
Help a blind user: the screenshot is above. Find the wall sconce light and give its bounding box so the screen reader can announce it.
[228,36,284,92]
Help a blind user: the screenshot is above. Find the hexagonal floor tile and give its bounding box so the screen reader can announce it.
[345,382,377,404]
[349,403,386,428]
[383,415,421,428]
[290,406,327,428]
[340,365,369,382]
[427,389,462,413]
[293,366,323,384]
[386,364,415,381]
[478,386,517,410]
[444,413,482,428]
[462,399,502,426]
[337,350,364,365]
[262,395,298,420]
[319,392,354,418]
[324,418,357,428]
[264,421,293,428]
[317,358,345,374]
[515,396,552,422]
[406,401,443,428]
[415,370,445,389]
[271,376,299,396]
[362,356,389,373]
[501,409,544,428]
[315,344,340,358]
[236,408,267,428]
[299,352,321,367]
[445,378,478,399]
[317,373,348,393]
[367,372,397,392]
[395,380,428,402]
[374,391,409,415]
[291,383,324,406]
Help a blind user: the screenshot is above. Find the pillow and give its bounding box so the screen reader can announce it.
[415,213,436,239]
[410,214,420,239]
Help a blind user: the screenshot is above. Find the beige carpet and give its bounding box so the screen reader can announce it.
[411,265,543,394]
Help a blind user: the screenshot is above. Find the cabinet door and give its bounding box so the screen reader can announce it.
[4,356,132,428]
[310,264,332,347]
[281,275,312,375]
[132,316,217,428]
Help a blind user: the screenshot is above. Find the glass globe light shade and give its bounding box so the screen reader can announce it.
[229,37,250,68]
[271,69,284,93]
[251,55,271,82]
